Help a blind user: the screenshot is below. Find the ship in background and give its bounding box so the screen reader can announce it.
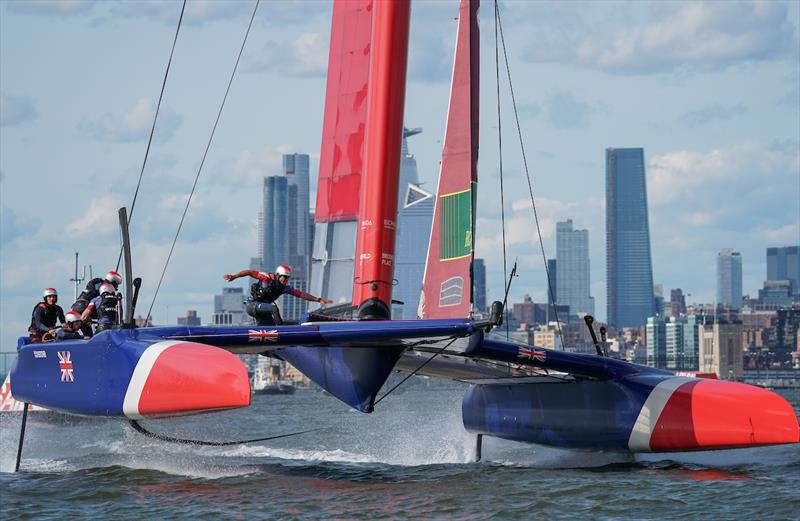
[251,357,296,395]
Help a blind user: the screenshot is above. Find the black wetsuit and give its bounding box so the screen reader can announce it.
[29,302,65,342]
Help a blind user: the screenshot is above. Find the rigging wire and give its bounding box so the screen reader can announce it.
[116,0,187,272]
[495,1,566,350]
[494,0,509,340]
[373,337,459,406]
[146,0,260,322]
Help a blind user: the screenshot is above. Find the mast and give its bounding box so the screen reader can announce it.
[352,0,412,320]
[419,0,480,319]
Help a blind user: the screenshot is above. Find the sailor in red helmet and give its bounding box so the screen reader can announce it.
[224,264,332,325]
[55,311,90,340]
[70,271,122,337]
[81,283,121,333]
[29,288,66,342]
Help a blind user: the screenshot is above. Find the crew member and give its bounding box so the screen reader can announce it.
[29,288,65,342]
[224,264,331,325]
[71,271,122,337]
[55,311,90,340]
[81,283,121,333]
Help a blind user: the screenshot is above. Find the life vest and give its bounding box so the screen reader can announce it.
[98,293,119,324]
[250,277,285,303]
[29,302,61,330]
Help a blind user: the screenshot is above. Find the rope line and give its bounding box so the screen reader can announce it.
[494,0,509,340]
[117,0,187,272]
[146,0,260,322]
[129,420,321,447]
[495,1,565,349]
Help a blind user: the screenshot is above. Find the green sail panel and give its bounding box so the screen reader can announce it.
[439,188,474,261]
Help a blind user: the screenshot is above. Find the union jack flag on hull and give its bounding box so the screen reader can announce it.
[518,346,546,363]
[248,330,279,342]
[58,351,74,382]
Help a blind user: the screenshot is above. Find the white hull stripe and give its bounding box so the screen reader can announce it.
[123,341,182,419]
[628,377,694,452]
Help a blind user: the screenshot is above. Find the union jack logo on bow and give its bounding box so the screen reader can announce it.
[248,329,279,342]
[518,346,547,363]
[58,351,74,382]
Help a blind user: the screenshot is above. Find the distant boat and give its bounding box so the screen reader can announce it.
[251,357,295,395]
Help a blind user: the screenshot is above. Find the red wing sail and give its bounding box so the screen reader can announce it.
[419,0,480,319]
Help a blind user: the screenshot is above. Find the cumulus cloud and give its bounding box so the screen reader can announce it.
[520,90,597,129]
[7,0,95,17]
[0,93,38,127]
[246,33,329,77]
[65,196,123,238]
[79,98,182,143]
[225,144,294,184]
[522,1,798,75]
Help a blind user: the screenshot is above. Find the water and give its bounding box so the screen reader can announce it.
[1,380,798,520]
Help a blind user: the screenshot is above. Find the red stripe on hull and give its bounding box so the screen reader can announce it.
[138,343,250,417]
[650,380,799,451]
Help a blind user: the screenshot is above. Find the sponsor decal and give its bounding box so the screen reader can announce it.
[383,219,396,230]
[518,346,547,363]
[248,330,279,343]
[33,350,47,359]
[58,351,74,382]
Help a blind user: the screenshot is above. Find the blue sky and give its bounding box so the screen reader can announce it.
[1,0,798,350]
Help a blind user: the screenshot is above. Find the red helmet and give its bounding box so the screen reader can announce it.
[276,265,292,278]
[65,311,82,324]
[105,271,123,286]
[99,283,116,296]
[43,288,58,298]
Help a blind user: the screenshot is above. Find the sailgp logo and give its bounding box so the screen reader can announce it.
[58,351,74,382]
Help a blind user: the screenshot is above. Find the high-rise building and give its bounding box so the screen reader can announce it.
[213,287,248,325]
[717,249,742,310]
[393,128,434,319]
[664,315,699,370]
[606,148,655,329]
[555,220,594,320]
[699,319,744,379]
[177,310,201,326]
[283,154,311,278]
[654,284,665,316]
[646,316,666,368]
[473,258,486,313]
[767,246,800,295]
[261,176,288,276]
[670,288,687,317]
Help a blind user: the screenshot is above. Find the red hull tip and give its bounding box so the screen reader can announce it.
[647,379,799,452]
[124,341,250,419]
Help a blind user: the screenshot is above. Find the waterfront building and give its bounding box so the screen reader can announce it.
[665,315,699,370]
[646,316,667,368]
[213,287,248,325]
[473,258,486,313]
[699,318,744,379]
[606,147,655,329]
[177,310,201,326]
[556,220,594,321]
[394,128,434,319]
[717,249,742,310]
[533,322,563,350]
[767,246,799,295]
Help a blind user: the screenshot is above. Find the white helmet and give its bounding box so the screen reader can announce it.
[276,264,292,278]
[105,271,123,286]
[65,311,82,324]
[99,283,116,296]
[43,288,58,298]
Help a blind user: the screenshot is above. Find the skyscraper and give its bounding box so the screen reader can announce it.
[767,246,799,295]
[393,128,434,319]
[717,249,742,310]
[670,288,687,317]
[473,258,486,313]
[261,176,288,276]
[555,219,594,320]
[606,147,655,329]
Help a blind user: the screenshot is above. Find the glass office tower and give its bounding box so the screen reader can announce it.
[606,148,655,329]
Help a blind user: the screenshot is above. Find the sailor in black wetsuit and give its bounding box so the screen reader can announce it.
[29,288,65,342]
[70,271,122,337]
[224,264,331,325]
[56,311,90,340]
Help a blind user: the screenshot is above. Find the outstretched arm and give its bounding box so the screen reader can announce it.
[224,269,255,282]
[297,291,332,305]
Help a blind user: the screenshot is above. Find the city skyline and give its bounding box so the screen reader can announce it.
[1,1,798,351]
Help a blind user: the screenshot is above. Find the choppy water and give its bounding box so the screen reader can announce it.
[1,380,798,520]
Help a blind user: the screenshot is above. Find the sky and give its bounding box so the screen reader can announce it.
[1,0,798,351]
